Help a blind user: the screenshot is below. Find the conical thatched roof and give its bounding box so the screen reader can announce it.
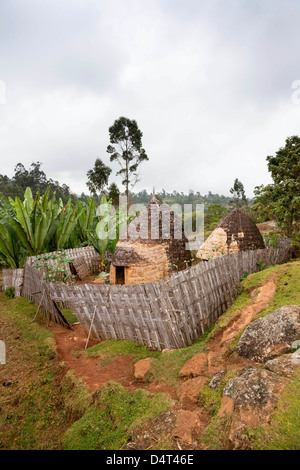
[112,195,192,271]
[196,208,265,260]
[120,195,184,243]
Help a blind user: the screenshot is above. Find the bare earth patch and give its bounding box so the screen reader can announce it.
[50,323,135,391]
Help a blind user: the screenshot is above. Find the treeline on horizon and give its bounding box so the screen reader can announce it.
[0,161,246,208]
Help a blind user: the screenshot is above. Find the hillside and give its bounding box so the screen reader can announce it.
[0,260,299,450]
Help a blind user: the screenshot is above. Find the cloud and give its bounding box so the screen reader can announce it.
[1,0,300,198]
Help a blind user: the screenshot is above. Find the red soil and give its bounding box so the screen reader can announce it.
[49,279,277,400]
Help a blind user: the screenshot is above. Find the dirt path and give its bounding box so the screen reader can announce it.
[50,323,136,391]
[205,280,277,375]
[49,279,277,403]
[47,277,278,449]
[50,322,177,398]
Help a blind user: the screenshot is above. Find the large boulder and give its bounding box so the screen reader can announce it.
[177,376,207,404]
[178,353,207,378]
[222,368,287,411]
[264,353,300,378]
[134,358,156,383]
[236,305,300,363]
[219,368,287,449]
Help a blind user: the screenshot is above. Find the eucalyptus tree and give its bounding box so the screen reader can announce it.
[86,158,112,197]
[106,117,148,199]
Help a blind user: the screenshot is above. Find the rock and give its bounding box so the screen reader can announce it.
[209,369,227,389]
[172,410,202,445]
[264,353,300,378]
[134,358,155,383]
[220,367,288,449]
[236,305,300,363]
[122,411,177,450]
[218,396,235,418]
[177,376,207,404]
[222,368,287,418]
[178,353,207,378]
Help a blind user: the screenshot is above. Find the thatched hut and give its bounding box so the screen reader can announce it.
[110,196,193,285]
[196,208,265,260]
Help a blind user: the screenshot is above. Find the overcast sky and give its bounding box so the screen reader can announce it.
[0,0,300,197]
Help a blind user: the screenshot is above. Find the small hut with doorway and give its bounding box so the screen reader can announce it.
[110,196,193,285]
[196,208,265,260]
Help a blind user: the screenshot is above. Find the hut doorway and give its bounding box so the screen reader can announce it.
[116,266,125,285]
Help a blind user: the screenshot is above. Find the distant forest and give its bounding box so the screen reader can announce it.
[0,161,247,208]
[131,189,236,207]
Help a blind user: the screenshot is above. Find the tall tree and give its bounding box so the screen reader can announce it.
[106,117,149,199]
[108,182,120,207]
[252,136,300,237]
[86,158,112,197]
[230,178,247,208]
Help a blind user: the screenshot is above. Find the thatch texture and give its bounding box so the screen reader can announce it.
[110,196,192,284]
[197,208,265,260]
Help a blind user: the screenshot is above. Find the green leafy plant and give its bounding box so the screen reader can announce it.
[33,250,74,284]
[252,136,300,237]
[0,187,84,268]
[168,262,178,271]
[4,286,15,298]
[256,261,266,271]
[263,231,280,248]
[240,271,249,281]
[184,258,194,268]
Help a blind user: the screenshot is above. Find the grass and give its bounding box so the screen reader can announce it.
[62,381,172,450]
[253,261,300,319]
[251,368,300,450]
[0,293,173,450]
[147,325,213,387]
[61,308,78,325]
[198,369,238,417]
[60,370,93,422]
[82,325,214,387]
[196,261,300,450]
[1,259,300,450]
[83,338,161,365]
[0,294,68,449]
[199,416,232,450]
[213,261,300,352]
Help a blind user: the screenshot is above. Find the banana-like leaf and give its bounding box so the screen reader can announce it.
[84,197,96,232]
[57,205,83,249]
[0,192,16,218]
[13,196,34,247]
[43,217,60,251]
[0,223,22,268]
[24,187,34,214]
[0,205,34,255]
[87,231,108,258]
[41,187,50,212]
[33,212,52,253]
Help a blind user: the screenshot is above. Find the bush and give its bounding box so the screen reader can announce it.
[4,286,15,298]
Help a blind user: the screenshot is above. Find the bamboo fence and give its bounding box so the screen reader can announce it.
[22,243,292,350]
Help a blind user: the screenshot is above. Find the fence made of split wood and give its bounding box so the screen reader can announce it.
[22,243,292,350]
